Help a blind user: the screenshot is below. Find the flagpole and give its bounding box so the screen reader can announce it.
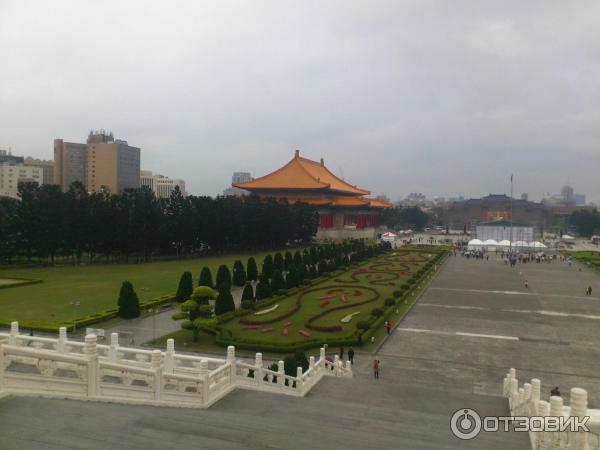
[509,174,513,255]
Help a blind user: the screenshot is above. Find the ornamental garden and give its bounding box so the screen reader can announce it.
[170,241,448,352]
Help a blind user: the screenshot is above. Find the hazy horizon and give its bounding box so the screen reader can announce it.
[1,1,599,203]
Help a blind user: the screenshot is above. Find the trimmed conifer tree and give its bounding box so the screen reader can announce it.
[241,282,255,302]
[302,249,311,266]
[232,260,246,286]
[216,264,232,290]
[284,251,293,271]
[247,257,258,282]
[286,265,299,289]
[214,284,235,316]
[270,269,286,292]
[175,271,193,302]
[273,252,284,272]
[199,267,213,287]
[118,281,140,319]
[293,250,302,266]
[255,273,272,300]
[262,254,274,278]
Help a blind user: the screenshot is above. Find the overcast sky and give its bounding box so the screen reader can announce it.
[1,0,599,203]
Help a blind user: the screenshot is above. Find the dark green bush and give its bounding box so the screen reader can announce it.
[384,298,396,307]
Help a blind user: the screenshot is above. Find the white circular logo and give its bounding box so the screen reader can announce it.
[450,408,482,440]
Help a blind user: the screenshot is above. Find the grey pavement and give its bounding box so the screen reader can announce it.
[2,254,599,449]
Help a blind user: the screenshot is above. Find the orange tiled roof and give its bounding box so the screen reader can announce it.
[367,198,393,208]
[233,150,370,196]
[282,196,391,208]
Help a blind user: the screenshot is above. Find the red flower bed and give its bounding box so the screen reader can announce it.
[281,328,289,336]
[284,321,293,327]
[298,329,311,337]
[319,300,330,308]
[261,327,274,333]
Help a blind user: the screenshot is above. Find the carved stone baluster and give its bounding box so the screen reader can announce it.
[255,353,263,385]
[199,359,209,404]
[108,333,119,363]
[84,334,99,398]
[56,327,67,353]
[277,360,284,387]
[164,339,175,374]
[152,350,162,400]
[9,321,19,346]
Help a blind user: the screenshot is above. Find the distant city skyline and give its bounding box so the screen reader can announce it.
[2,1,599,204]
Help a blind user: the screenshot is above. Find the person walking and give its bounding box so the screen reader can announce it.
[373,359,380,379]
[384,320,392,335]
[587,286,593,296]
[348,347,355,365]
[339,344,344,360]
[551,386,561,397]
[524,279,529,289]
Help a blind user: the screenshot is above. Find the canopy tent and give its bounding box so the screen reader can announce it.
[513,241,529,247]
[529,241,547,249]
[561,235,575,240]
[483,239,499,246]
[497,240,511,247]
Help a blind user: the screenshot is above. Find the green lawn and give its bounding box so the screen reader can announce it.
[569,251,600,272]
[0,250,280,324]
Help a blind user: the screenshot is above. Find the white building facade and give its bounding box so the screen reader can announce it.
[475,219,534,242]
[0,163,43,199]
[140,170,186,199]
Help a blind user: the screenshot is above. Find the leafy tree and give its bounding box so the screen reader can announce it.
[247,257,258,282]
[270,269,286,292]
[175,271,193,302]
[255,273,272,300]
[241,282,255,302]
[117,281,140,319]
[191,286,215,305]
[215,284,235,316]
[199,267,213,287]
[273,252,284,272]
[232,260,246,286]
[262,254,274,278]
[216,264,232,290]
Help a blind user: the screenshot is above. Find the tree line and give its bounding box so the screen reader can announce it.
[380,205,429,231]
[0,182,319,264]
[569,209,600,238]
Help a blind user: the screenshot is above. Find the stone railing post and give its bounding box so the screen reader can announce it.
[227,346,236,384]
[345,359,352,376]
[535,400,550,449]
[509,377,519,413]
[199,359,209,405]
[164,339,175,374]
[9,321,18,346]
[277,360,285,387]
[570,387,589,450]
[523,383,532,415]
[531,378,541,415]
[309,356,315,371]
[56,327,67,353]
[319,347,325,364]
[151,350,162,401]
[334,355,340,376]
[255,353,263,384]
[296,366,303,392]
[108,333,119,362]
[84,334,99,398]
[550,395,564,448]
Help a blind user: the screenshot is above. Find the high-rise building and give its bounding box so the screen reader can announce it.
[140,170,186,199]
[24,157,54,185]
[0,162,43,199]
[54,131,140,193]
[223,172,251,196]
[54,139,87,191]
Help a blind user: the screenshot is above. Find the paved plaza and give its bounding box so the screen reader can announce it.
[1,254,598,449]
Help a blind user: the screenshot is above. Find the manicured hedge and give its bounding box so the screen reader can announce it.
[0,278,43,290]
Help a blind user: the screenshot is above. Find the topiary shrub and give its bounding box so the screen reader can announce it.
[371,307,384,318]
[241,282,254,303]
[199,267,213,287]
[356,320,370,331]
[247,257,258,282]
[270,269,286,292]
[216,265,232,290]
[241,300,254,310]
[274,252,284,272]
[262,254,274,278]
[191,286,215,305]
[215,284,235,316]
[284,251,293,271]
[384,298,396,307]
[255,273,272,300]
[392,290,402,298]
[118,281,140,319]
[175,271,194,302]
[232,260,246,286]
[401,284,410,291]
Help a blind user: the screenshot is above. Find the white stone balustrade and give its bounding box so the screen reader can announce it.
[503,368,600,449]
[0,321,352,408]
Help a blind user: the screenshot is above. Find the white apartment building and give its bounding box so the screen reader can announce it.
[140,170,186,199]
[0,163,43,199]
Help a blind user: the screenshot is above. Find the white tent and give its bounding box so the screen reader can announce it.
[530,241,547,249]
[483,239,499,246]
[561,234,575,240]
[467,239,484,250]
[381,232,397,243]
[497,240,511,247]
[514,241,529,247]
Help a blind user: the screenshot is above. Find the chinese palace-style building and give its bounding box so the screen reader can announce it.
[233,150,391,239]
